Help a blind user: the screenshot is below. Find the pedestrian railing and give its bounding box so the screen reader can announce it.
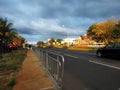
[34,48,64,90]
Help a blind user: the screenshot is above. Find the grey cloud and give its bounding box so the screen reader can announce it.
[38,0,119,19]
[43,31,81,40]
[17,28,42,35]
[0,0,120,43]
[2,0,119,19]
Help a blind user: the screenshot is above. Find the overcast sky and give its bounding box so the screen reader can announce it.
[0,0,120,43]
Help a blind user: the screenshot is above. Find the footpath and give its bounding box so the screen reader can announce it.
[13,50,55,90]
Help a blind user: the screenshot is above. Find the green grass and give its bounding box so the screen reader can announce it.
[0,48,27,69]
[0,47,27,90]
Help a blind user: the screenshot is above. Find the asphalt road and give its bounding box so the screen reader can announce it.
[37,48,120,90]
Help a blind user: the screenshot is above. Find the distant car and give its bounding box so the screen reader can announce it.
[96,42,120,58]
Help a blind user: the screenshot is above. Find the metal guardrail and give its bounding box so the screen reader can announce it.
[34,48,64,90]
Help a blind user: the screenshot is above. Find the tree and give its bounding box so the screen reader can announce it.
[56,38,62,44]
[0,17,24,52]
[0,18,16,44]
[112,20,120,40]
[103,18,116,43]
[48,37,55,45]
[37,41,44,46]
[87,17,116,44]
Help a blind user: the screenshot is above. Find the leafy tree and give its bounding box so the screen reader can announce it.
[112,20,120,40]
[20,36,26,44]
[49,37,55,45]
[56,38,62,44]
[37,41,44,46]
[103,18,116,43]
[0,17,24,51]
[87,17,116,44]
[0,18,16,44]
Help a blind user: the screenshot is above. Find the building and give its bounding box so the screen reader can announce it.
[73,34,99,47]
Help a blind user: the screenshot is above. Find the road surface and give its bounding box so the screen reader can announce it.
[37,47,120,90]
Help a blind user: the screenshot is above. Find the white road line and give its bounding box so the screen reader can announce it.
[64,54,79,59]
[39,87,55,90]
[89,60,120,70]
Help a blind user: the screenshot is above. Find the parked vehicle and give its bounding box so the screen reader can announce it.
[96,42,120,58]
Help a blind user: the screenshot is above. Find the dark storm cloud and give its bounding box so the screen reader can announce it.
[1,0,120,19]
[21,0,120,19]
[0,0,120,43]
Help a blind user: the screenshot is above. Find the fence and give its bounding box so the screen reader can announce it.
[34,48,64,90]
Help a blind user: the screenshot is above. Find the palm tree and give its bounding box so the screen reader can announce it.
[0,17,17,52]
[0,17,25,52]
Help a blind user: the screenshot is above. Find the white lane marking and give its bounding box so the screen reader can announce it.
[39,87,55,90]
[89,60,120,70]
[64,54,79,59]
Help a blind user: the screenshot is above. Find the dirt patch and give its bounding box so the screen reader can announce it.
[13,50,55,90]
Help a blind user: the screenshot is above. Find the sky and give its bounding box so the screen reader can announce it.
[0,0,120,44]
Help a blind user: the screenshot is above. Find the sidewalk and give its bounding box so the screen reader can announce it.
[13,50,55,90]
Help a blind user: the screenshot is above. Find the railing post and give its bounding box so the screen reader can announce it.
[46,52,48,70]
[35,48,64,90]
[56,56,59,81]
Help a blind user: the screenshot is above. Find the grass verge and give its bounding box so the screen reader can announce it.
[0,48,27,90]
